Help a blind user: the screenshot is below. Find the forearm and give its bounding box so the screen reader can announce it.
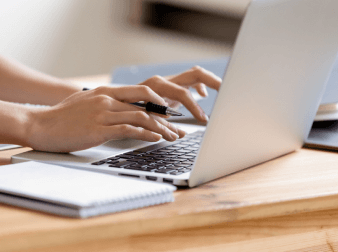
[0,55,82,105]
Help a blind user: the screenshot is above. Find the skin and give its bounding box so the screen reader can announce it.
[0,55,222,152]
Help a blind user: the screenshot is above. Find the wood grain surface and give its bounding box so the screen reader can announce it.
[14,208,338,252]
[2,147,338,251]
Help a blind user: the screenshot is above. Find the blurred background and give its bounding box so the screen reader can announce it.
[0,0,250,78]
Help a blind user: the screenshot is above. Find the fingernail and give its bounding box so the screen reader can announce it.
[175,126,186,137]
[171,125,179,134]
[201,113,209,122]
[170,132,179,141]
[152,133,162,141]
[179,130,187,138]
[202,86,208,96]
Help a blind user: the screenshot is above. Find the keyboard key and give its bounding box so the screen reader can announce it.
[109,161,134,168]
[177,155,194,159]
[173,163,190,167]
[181,161,194,166]
[143,167,158,172]
[162,160,180,165]
[115,154,132,159]
[141,165,150,169]
[176,149,193,153]
[165,164,177,168]
[135,159,149,164]
[125,165,156,172]
[106,160,119,164]
[165,146,181,150]
[183,140,196,145]
[170,171,184,175]
[186,153,197,158]
[108,165,124,168]
[91,160,106,165]
[172,144,189,148]
[124,151,142,155]
[131,155,146,159]
[142,154,159,158]
[156,150,174,154]
[124,164,143,170]
[154,162,166,167]
[163,147,178,151]
[183,147,199,151]
[152,156,169,160]
[169,151,185,156]
[126,158,138,162]
[160,154,178,158]
[189,139,201,143]
[170,158,188,162]
[154,169,167,174]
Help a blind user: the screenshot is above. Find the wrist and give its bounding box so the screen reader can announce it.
[49,80,82,105]
[24,106,53,150]
[0,101,38,147]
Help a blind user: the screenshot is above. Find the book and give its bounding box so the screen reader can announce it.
[0,161,176,218]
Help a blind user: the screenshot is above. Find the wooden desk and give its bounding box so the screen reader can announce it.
[2,76,338,252]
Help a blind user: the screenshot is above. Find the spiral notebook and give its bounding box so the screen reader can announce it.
[0,162,176,218]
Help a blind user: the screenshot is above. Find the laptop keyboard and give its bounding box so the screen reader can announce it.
[91,131,204,175]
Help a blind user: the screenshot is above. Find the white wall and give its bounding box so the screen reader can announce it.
[0,0,81,75]
[0,0,231,78]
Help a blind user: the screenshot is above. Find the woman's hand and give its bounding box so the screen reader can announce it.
[25,66,221,153]
[138,66,222,122]
[27,85,186,153]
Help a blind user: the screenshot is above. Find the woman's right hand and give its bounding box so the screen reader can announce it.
[26,86,186,153]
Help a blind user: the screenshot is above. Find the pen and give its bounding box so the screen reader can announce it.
[130,102,184,116]
[82,88,183,116]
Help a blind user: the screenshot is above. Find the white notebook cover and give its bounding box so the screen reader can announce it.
[0,162,176,218]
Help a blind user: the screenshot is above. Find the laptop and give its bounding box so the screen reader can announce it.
[12,0,338,187]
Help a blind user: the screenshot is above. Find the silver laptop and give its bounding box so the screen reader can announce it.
[12,0,338,187]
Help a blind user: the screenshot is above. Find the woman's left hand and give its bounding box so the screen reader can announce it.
[138,66,222,122]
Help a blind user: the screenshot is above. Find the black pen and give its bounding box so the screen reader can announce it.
[130,102,184,116]
[82,88,183,116]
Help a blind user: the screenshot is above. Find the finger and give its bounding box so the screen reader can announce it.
[164,98,182,110]
[103,111,180,141]
[108,99,170,118]
[103,124,162,142]
[193,83,208,97]
[143,76,209,122]
[93,85,167,106]
[172,88,209,122]
[169,66,222,91]
[151,115,186,138]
